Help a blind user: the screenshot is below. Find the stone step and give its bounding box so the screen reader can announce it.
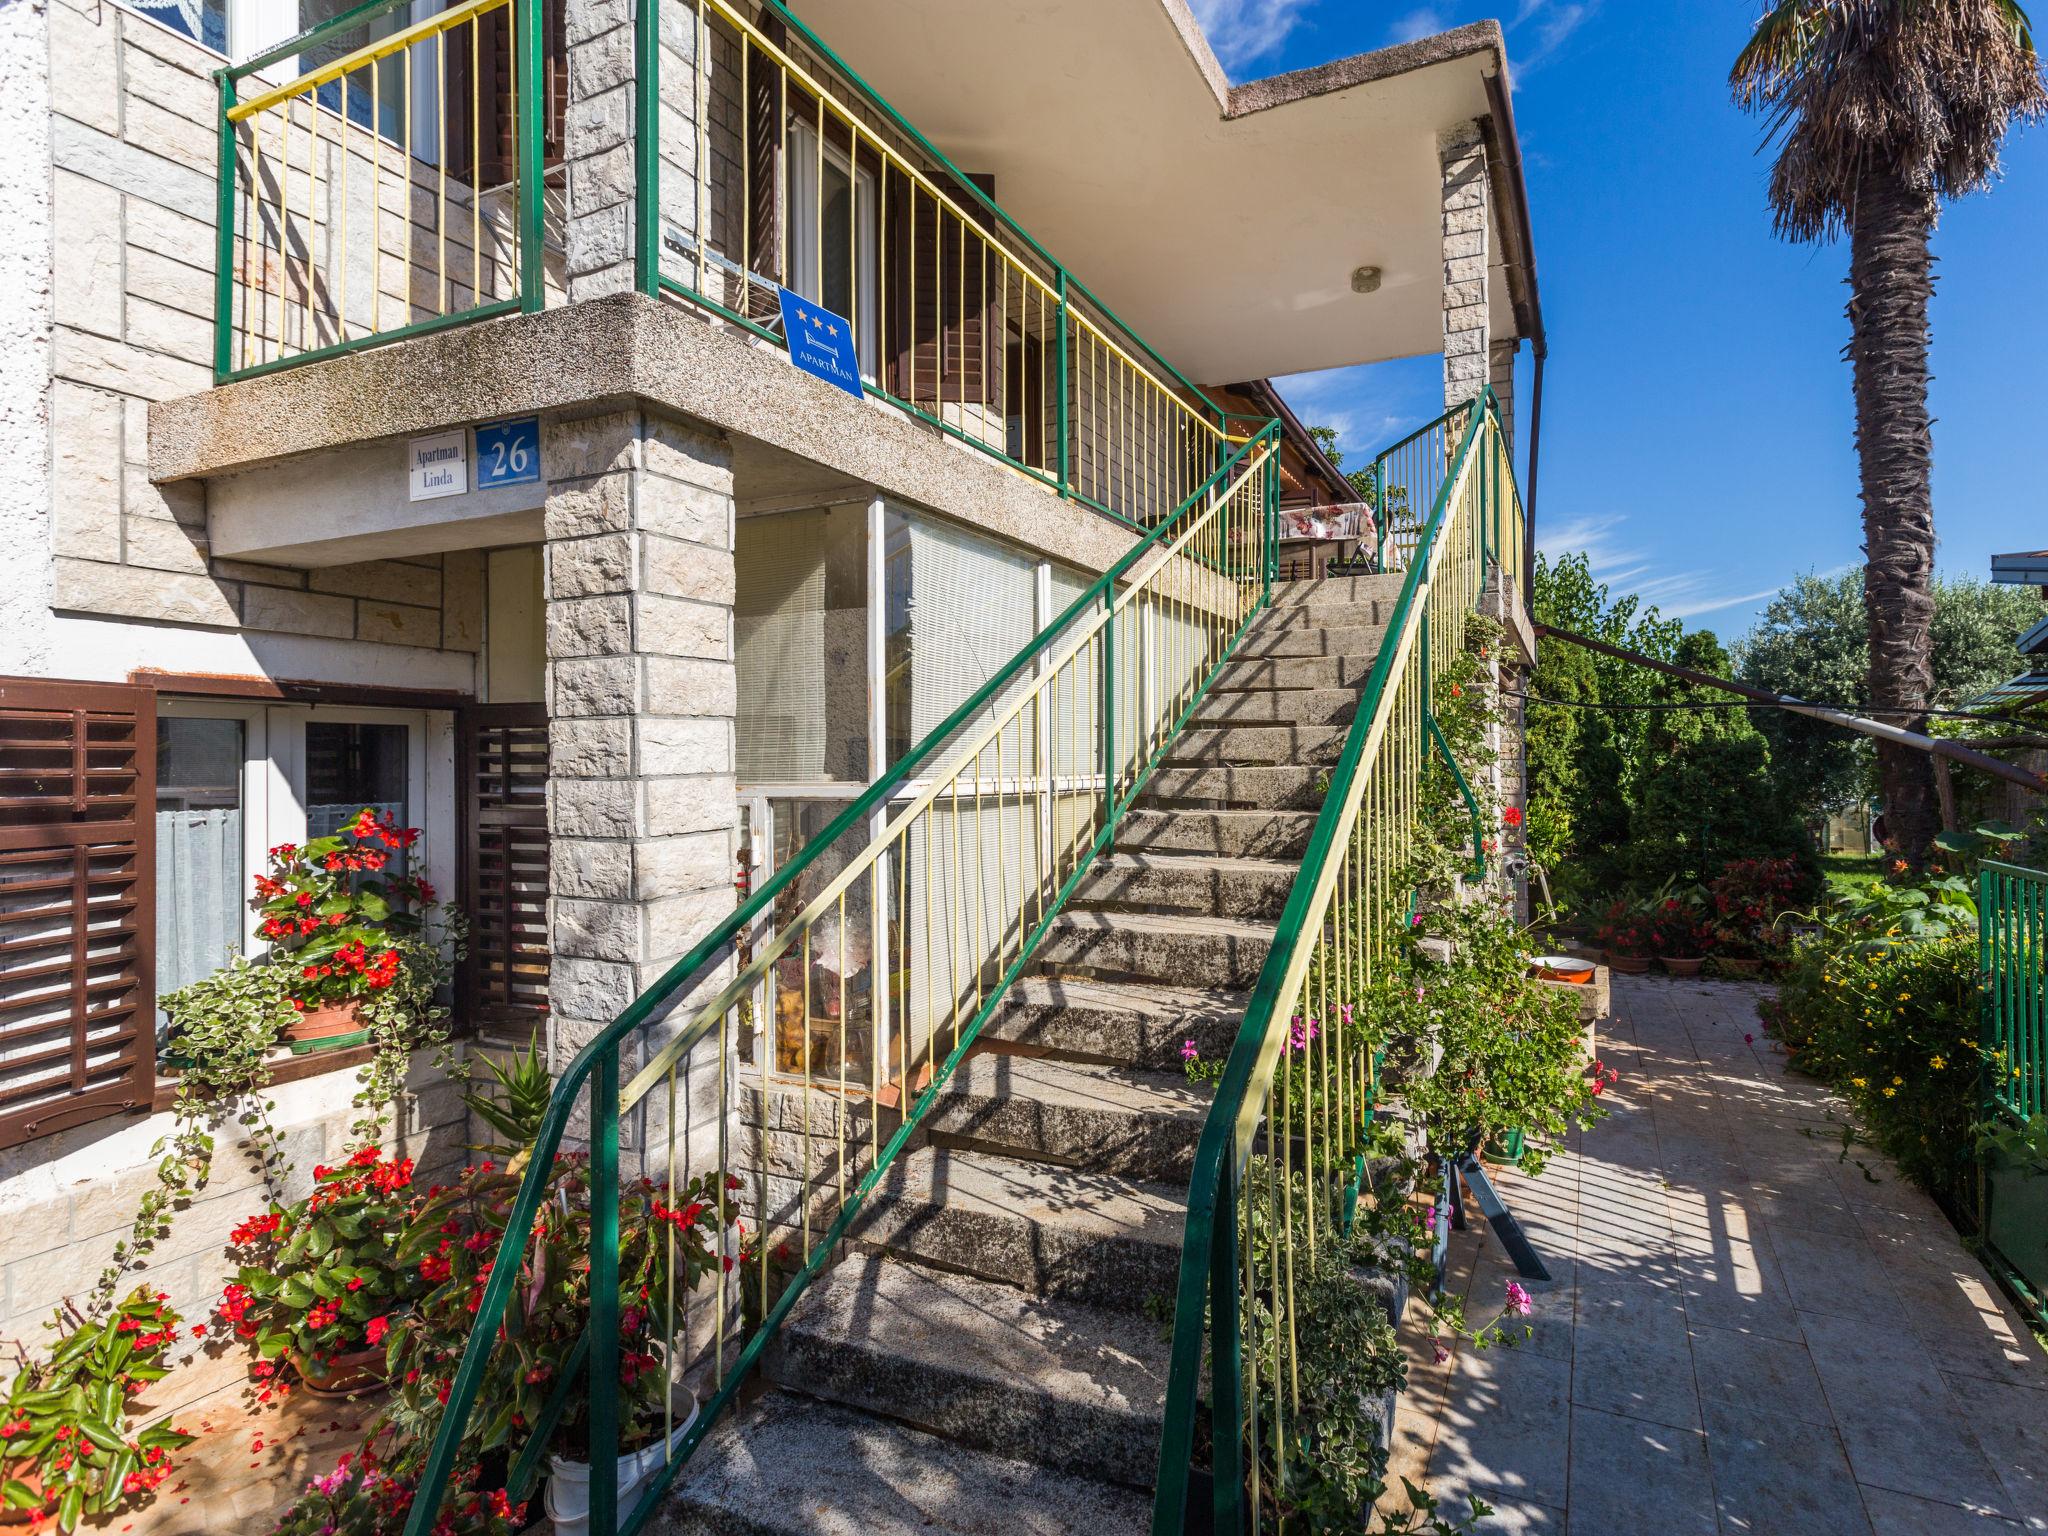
[1162,722,1346,766]
[854,1146,1186,1313]
[1068,851,1298,921]
[659,1391,1151,1535]
[1211,653,1379,693]
[977,975,1243,1068]
[1247,599,1392,634]
[1271,573,1405,609]
[1138,765,1323,810]
[1037,908,1274,991]
[926,1051,1208,1181]
[1189,688,1357,727]
[1234,623,1388,659]
[1115,807,1318,860]
[766,1255,1170,1489]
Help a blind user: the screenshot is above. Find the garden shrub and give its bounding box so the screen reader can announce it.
[1760,876,1984,1207]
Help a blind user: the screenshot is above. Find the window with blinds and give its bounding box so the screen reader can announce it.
[460,705,550,1032]
[0,678,156,1149]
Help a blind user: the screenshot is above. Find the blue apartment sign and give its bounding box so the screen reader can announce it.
[474,417,541,489]
[776,288,863,399]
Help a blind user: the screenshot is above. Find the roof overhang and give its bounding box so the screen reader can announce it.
[781,0,1524,384]
[1993,550,2048,586]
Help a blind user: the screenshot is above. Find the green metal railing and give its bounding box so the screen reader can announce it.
[401,421,1284,1536]
[636,0,1232,530]
[1982,860,2046,1122]
[212,0,545,382]
[1151,390,1522,1533]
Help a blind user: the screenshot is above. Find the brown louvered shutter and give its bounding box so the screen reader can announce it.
[445,0,568,190]
[0,678,155,1149]
[459,705,550,1031]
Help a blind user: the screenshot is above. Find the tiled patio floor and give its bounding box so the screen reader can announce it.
[1387,974,2048,1534]
[119,1378,382,1535]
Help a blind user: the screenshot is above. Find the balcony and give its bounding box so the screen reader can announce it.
[211,0,1256,533]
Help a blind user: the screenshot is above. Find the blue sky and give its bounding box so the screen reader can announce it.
[1193,0,2047,640]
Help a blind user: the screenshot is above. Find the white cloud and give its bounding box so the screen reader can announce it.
[1187,0,1319,74]
[1387,6,1448,45]
[1539,510,1816,628]
[1502,0,1596,74]
[1270,365,1438,471]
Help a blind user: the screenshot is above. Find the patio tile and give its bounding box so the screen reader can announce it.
[1566,1406,1717,1536]
[1940,1370,2048,1529]
[1799,1309,2013,1515]
[1570,1329,1700,1432]
[1573,1274,1691,1350]
[1689,1320,1833,1427]
[1702,1396,1873,1536]
[1768,1223,1904,1322]
[1860,1486,2023,1535]
[1471,1246,1577,1361]
[1429,1341,1573,1510]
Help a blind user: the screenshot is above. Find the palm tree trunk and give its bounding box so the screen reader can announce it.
[1847,163,1939,870]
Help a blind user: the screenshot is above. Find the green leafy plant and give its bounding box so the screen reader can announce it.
[461,1034,554,1173]
[1976,1113,2048,1175]
[269,1444,523,1536]
[381,1156,744,1473]
[217,1147,425,1394]
[0,1289,195,1532]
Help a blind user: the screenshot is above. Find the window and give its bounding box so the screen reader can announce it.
[306,720,412,872]
[735,505,869,785]
[788,121,879,380]
[154,716,249,1033]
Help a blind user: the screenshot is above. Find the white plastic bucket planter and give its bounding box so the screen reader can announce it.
[544,1389,699,1536]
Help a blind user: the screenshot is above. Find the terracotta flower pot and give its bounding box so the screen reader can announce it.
[1661,957,1705,978]
[0,1463,44,1527]
[1605,953,1651,975]
[291,1340,388,1398]
[1530,956,1595,985]
[287,999,369,1052]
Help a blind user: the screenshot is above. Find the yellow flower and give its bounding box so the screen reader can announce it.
[1892,1076,1903,1085]
[1931,1055,1946,1070]
[1882,1087,1897,1098]
[1851,1076,1867,1088]
[1898,993,1910,1002]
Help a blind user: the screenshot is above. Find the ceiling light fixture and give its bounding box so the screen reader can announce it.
[1351,266,1383,294]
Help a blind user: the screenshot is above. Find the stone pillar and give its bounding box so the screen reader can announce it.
[542,408,739,1173]
[1439,121,1491,412]
[564,0,639,300]
[1489,339,1518,458]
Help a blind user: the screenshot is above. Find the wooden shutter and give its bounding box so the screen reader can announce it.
[459,705,550,1031]
[445,0,568,190]
[0,678,155,1149]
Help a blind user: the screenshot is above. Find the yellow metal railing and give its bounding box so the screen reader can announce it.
[639,0,1231,528]
[1153,393,1521,1531]
[213,0,547,380]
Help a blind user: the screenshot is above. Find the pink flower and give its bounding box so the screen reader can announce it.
[1180,1039,1199,1062]
[1505,1281,1533,1317]
[1744,1033,1754,1045]
[1432,1340,1452,1365]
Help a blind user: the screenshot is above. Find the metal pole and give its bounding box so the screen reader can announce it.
[213,72,239,382]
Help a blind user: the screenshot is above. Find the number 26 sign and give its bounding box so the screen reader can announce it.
[474,417,541,489]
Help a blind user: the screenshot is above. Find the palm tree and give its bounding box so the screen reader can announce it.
[1731,1,2045,868]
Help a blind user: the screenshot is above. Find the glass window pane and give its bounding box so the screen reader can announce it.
[736,505,869,784]
[306,722,411,873]
[760,799,876,1086]
[155,718,245,1036]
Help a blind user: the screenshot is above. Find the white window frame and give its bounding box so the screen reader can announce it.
[153,698,455,973]
[787,121,879,381]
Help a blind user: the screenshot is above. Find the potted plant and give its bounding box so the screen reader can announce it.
[384,1157,744,1535]
[219,1147,425,1397]
[0,1289,195,1532]
[253,809,444,1051]
[1652,896,1710,977]
[1593,899,1652,975]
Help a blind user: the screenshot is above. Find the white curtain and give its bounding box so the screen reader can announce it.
[155,808,243,1033]
[736,511,829,782]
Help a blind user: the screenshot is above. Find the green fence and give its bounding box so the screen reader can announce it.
[1982,860,2046,1122]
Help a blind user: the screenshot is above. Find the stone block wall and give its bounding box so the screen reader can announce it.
[1439,120,1490,411]
[0,1052,467,1418]
[35,0,490,656]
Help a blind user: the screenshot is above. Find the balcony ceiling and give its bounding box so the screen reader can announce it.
[785,0,1517,385]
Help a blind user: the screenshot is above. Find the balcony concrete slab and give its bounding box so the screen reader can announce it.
[1385,975,2048,1536]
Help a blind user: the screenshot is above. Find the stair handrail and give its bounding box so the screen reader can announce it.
[403,420,1285,1535]
[1150,389,1521,1532]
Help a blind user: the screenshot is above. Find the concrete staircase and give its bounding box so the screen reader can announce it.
[661,575,1399,1535]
